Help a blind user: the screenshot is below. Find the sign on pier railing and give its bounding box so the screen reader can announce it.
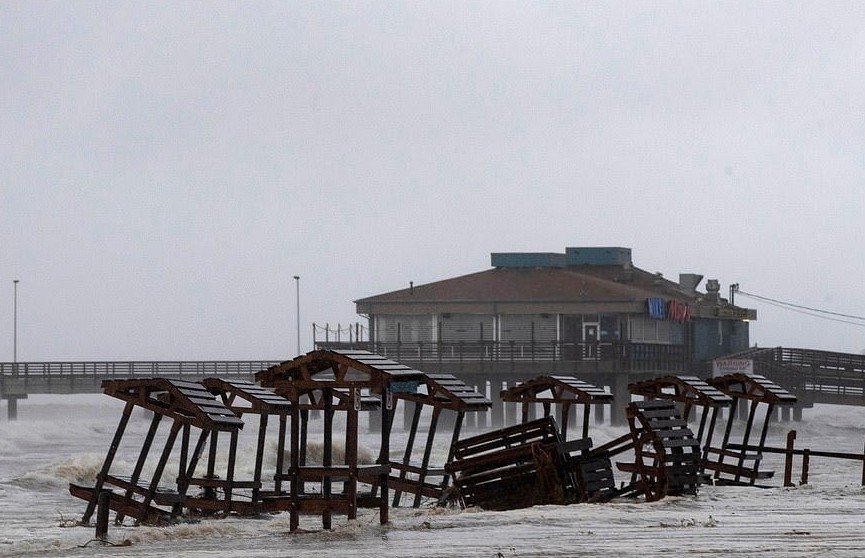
[712,358,754,377]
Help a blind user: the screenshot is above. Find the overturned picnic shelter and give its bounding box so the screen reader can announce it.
[71,378,245,524]
[628,374,734,464]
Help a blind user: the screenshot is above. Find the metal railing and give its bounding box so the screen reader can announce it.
[736,347,865,403]
[0,360,282,379]
[316,340,691,373]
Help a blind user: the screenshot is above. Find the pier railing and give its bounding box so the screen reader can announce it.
[315,340,691,373]
[0,360,281,380]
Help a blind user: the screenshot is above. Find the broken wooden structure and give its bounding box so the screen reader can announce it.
[618,399,701,501]
[444,416,572,510]
[255,349,422,531]
[70,378,245,524]
[199,378,293,511]
[628,374,734,478]
[387,373,491,507]
[500,375,618,502]
[734,429,865,487]
[500,375,613,440]
[703,373,798,485]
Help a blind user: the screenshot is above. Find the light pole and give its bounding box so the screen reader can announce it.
[13,279,19,376]
[293,275,300,355]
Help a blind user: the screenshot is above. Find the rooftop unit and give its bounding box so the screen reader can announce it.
[491,247,632,269]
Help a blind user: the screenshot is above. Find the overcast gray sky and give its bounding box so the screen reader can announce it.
[2,2,864,361]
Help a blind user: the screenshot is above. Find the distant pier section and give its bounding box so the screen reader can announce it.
[0,360,281,420]
[2,346,865,422]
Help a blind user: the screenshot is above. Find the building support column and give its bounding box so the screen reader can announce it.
[611,373,631,426]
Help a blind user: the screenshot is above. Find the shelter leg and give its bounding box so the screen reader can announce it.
[82,401,134,524]
[115,412,163,525]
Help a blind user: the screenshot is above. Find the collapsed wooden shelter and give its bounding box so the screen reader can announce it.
[628,374,734,472]
[702,373,798,485]
[71,378,245,524]
[618,399,701,501]
[499,375,619,503]
[70,362,809,532]
[500,375,613,440]
[444,417,572,510]
[200,378,292,510]
[255,349,423,531]
[387,372,491,507]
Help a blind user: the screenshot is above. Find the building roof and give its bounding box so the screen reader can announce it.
[357,267,689,306]
[355,247,756,320]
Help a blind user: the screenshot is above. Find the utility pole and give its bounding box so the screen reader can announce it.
[13,279,19,375]
[293,276,300,355]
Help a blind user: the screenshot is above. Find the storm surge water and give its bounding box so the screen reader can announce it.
[2,395,865,557]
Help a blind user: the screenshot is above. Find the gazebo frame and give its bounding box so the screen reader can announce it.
[388,372,491,507]
[72,378,244,525]
[255,349,422,531]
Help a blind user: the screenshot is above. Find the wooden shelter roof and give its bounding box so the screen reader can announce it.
[628,375,734,407]
[255,349,424,394]
[707,373,798,405]
[101,378,244,430]
[396,373,492,411]
[201,378,292,415]
[499,375,613,404]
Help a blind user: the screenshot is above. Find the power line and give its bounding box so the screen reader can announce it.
[736,289,865,326]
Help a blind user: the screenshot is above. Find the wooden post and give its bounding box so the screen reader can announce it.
[413,407,441,508]
[861,436,865,487]
[346,390,359,520]
[252,414,268,502]
[393,401,421,506]
[784,430,796,487]
[379,390,392,526]
[800,449,810,485]
[289,394,301,532]
[441,412,464,497]
[115,412,162,525]
[95,489,111,540]
[734,400,758,484]
[82,401,134,523]
[275,414,287,495]
[322,388,333,530]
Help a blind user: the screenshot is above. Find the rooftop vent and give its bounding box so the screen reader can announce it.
[565,247,632,267]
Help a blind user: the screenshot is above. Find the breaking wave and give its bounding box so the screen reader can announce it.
[12,454,104,490]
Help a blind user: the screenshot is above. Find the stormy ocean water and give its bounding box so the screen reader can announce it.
[2,394,865,557]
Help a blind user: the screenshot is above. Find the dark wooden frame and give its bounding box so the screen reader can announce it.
[388,373,491,507]
[255,349,422,531]
[703,373,797,485]
[71,378,243,525]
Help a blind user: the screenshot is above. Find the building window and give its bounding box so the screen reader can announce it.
[628,315,682,344]
[499,314,557,342]
[374,315,435,343]
[439,314,495,342]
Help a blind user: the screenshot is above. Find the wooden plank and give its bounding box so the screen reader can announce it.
[560,438,593,454]
[639,407,680,419]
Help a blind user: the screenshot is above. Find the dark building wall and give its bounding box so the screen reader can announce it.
[692,317,751,361]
